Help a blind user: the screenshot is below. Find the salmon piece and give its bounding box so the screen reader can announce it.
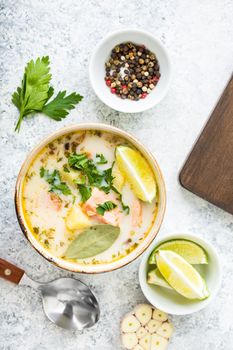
[132,198,142,228]
[35,192,62,213]
[49,193,62,211]
[82,188,120,226]
[98,210,120,227]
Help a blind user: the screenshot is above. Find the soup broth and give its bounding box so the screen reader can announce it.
[22,130,159,265]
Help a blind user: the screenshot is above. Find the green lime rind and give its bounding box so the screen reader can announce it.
[149,239,208,265]
[147,268,173,289]
[199,280,210,300]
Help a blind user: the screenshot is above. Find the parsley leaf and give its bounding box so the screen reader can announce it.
[78,184,92,202]
[73,175,86,185]
[67,153,123,207]
[63,164,70,173]
[100,167,115,194]
[45,86,55,102]
[40,166,45,178]
[86,167,104,187]
[100,186,111,194]
[68,153,89,170]
[104,167,114,186]
[111,185,130,215]
[120,196,130,215]
[42,91,83,121]
[13,56,52,132]
[68,152,105,188]
[40,167,71,196]
[12,56,83,132]
[96,201,117,216]
[51,182,72,195]
[96,153,108,165]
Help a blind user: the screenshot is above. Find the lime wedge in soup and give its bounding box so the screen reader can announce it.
[115,146,156,202]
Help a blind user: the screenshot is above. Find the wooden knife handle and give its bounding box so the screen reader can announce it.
[0,258,25,284]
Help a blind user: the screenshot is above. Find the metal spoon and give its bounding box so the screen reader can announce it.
[0,258,100,330]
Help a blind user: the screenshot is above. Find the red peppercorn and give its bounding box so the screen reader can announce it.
[106,80,111,86]
[122,85,127,89]
[111,88,116,94]
[141,92,147,99]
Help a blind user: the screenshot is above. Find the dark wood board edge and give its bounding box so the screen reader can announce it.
[179,74,233,213]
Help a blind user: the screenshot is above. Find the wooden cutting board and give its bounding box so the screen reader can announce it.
[179,74,233,214]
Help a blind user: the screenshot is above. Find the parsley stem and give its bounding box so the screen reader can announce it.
[15,108,24,132]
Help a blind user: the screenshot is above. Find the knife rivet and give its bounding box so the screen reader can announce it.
[4,269,12,276]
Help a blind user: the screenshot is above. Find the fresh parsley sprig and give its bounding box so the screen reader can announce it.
[12,56,83,132]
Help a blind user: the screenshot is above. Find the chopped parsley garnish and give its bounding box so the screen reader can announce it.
[51,182,71,195]
[104,167,114,186]
[66,152,129,213]
[33,227,39,234]
[73,174,86,185]
[99,166,115,194]
[112,186,130,215]
[96,153,108,164]
[40,166,45,178]
[119,195,130,215]
[68,153,89,170]
[40,167,71,195]
[100,186,111,194]
[96,201,117,216]
[63,164,70,173]
[78,184,92,202]
[86,167,104,187]
[67,152,106,199]
[68,153,105,187]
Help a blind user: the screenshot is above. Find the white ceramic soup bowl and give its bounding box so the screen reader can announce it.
[15,123,166,274]
[139,233,222,315]
[89,29,171,113]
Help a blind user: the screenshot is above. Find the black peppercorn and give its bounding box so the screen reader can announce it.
[105,41,160,100]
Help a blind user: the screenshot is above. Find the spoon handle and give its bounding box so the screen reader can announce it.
[0,258,25,284]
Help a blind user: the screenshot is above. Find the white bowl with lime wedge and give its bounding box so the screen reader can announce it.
[139,234,222,315]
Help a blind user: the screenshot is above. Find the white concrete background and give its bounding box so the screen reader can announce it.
[0,0,233,349]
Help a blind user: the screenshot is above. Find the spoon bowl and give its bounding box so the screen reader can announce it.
[39,277,100,330]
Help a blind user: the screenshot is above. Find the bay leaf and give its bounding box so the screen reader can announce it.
[64,224,120,259]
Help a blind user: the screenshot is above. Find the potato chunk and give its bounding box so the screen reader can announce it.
[65,204,90,230]
[61,169,82,186]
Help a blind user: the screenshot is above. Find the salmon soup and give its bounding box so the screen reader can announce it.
[22,130,159,265]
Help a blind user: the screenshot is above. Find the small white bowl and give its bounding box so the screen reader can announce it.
[139,234,222,315]
[89,29,171,113]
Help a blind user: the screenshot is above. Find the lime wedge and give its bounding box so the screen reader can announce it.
[156,250,209,300]
[112,162,125,192]
[115,146,156,202]
[147,268,173,289]
[149,239,208,265]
